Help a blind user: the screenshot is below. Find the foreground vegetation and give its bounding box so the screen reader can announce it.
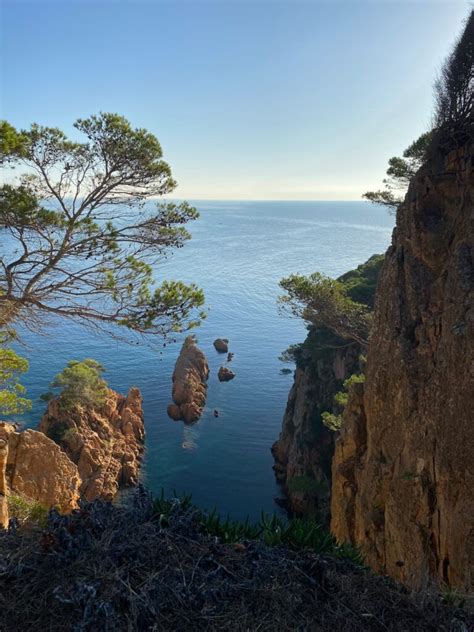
[153,490,363,564]
[0,487,471,631]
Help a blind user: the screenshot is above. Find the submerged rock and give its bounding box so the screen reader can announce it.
[213,338,229,353]
[168,336,209,423]
[218,366,235,382]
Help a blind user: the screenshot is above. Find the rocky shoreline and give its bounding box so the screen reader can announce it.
[0,387,145,526]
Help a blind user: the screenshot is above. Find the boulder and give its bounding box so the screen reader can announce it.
[0,422,81,515]
[167,403,182,421]
[218,366,235,382]
[213,338,229,353]
[168,336,209,423]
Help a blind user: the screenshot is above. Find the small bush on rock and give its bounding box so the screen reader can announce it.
[46,359,108,409]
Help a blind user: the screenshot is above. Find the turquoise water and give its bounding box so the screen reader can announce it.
[15,201,393,520]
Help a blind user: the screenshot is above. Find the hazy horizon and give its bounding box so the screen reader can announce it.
[1,0,471,200]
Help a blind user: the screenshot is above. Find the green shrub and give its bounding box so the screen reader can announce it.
[7,494,49,527]
[321,411,343,431]
[321,372,365,432]
[46,358,108,409]
[441,584,466,609]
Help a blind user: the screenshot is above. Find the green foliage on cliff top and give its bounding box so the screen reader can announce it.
[279,254,384,356]
[363,132,433,212]
[45,358,108,410]
[338,254,384,308]
[0,332,31,416]
[433,9,473,150]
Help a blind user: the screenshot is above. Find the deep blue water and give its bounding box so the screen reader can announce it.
[14,201,394,520]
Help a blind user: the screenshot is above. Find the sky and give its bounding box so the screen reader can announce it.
[0,0,471,200]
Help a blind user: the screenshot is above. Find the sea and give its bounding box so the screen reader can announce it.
[14,201,394,520]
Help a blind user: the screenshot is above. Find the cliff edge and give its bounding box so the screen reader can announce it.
[332,143,474,590]
[272,256,383,523]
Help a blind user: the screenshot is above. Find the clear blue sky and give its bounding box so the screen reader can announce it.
[0,0,470,199]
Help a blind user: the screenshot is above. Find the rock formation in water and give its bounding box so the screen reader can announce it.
[213,338,229,353]
[272,256,383,523]
[331,142,474,590]
[217,366,235,382]
[38,387,145,502]
[0,421,81,515]
[167,336,209,423]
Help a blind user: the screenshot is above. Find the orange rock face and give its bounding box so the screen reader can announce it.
[38,387,145,502]
[331,143,474,590]
[0,422,81,514]
[168,337,209,423]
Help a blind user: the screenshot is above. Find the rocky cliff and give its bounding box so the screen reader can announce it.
[0,421,81,516]
[38,387,145,501]
[331,143,474,590]
[272,328,361,523]
[273,257,383,523]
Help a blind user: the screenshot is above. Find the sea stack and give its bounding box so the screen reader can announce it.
[168,336,210,423]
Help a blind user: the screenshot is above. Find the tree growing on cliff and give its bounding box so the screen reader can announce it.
[434,9,473,146]
[43,359,108,409]
[364,10,474,211]
[279,255,384,351]
[363,131,432,212]
[0,113,205,339]
[279,273,372,347]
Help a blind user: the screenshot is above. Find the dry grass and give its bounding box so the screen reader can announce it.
[0,488,471,631]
